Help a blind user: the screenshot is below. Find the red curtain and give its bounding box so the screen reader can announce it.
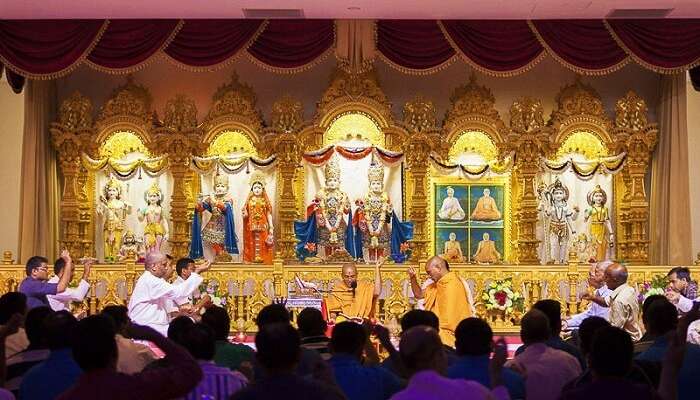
[3,18,700,93]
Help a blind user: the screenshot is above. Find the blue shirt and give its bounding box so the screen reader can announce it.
[18,277,58,309]
[447,355,526,400]
[636,337,700,400]
[19,348,82,400]
[329,354,403,400]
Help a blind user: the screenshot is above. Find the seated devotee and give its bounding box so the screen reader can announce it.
[514,300,585,367]
[19,311,81,400]
[58,315,202,400]
[5,306,53,396]
[143,316,196,372]
[47,256,92,313]
[635,298,700,400]
[448,318,525,399]
[231,323,345,400]
[297,307,331,361]
[582,262,643,341]
[562,316,657,393]
[560,327,662,400]
[565,261,613,330]
[253,304,323,379]
[328,321,402,400]
[506,309,581,400]
[666,267,699,313]
[390,326,509,400]
[19,252,73,309]
[325,261,382,321]
[201,306,253,372]
[101,305,157,374]
[0,314,21,400]
[179,323,247,400]
[407,256,472,347]
[127,251,208,336]
[0,292,29,358]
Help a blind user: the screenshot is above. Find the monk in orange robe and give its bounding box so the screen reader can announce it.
[325,262,382,321]
[408,256,473,346]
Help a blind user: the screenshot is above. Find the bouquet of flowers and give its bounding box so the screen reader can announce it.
[482,278,524,314]
[195,280,228,314]
[637,275,669,304]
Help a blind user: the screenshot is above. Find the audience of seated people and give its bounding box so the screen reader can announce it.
[1,256,699,400]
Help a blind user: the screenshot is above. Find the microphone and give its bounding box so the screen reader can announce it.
[350,281,357,298]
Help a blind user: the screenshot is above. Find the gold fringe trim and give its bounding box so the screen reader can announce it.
[0,20,110,80]
[527,21,630,76]
[163,20,269,73]
[245,38,335,74]
[604,20,700,74]
[85,20,184,75]
[437,21,546,77]
[377,51,458,75]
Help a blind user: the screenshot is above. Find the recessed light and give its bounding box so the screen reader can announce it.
[347,6,361,11]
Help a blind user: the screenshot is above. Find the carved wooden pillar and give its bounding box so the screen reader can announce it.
[154,95,203,259]
[50,92,95,258]
[613,92,658,264]
[507,98,550,264]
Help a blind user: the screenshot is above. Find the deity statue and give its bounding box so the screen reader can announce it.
[544,179,579,264]
[473,232,501,264]
[118,230,145,262]
[313,156,351,258]
[571,233,595,264]
[437,186,466,221]
[585,185,614,262]
[353,159,393,262]
[242,172,274,264]
[137,183,168,253]
[471,188,502,221]
[97,178,132,262]
[190,174,239,262]
[441,232,464,262]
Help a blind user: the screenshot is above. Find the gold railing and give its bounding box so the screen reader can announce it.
[2,253,697,334]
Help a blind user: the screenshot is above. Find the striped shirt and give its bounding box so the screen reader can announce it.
[182,361,247,400]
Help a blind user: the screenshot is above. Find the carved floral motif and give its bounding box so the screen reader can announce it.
[403,95,437,132]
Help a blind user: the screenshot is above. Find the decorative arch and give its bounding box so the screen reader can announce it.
[448,130,499,164]
[555,129,609,160]
[206,129,257,157]
[323,111,384,147]
[443,75,507,160]
[98,129,151,159]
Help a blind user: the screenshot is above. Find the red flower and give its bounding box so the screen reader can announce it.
[494,291,507,306]
[305,243,316,252]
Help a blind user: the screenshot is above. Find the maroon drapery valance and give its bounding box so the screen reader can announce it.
[2,18,700,92]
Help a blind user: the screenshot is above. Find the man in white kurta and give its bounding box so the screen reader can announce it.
[128,252,207,336]
[47,257,92,312]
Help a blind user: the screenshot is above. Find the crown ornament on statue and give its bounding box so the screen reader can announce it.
[249,171,267,188]
[587,184,607,206]
[324,155,341,182]
[214,173,229,188]
[368,156,384,185]
[548,178,569,202]
[146,182,162,196]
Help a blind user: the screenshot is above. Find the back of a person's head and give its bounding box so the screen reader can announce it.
[168,315,195,345]
[330,321,366,356]
[201,306,230,341]
[533,299,562,335]
[25,256,48,276]
[643,297,678,336]
[297,307,327,338]
[101,305,130,332]
[72,315,118,371]
[578,316,610,356]
[641,294,666,316]
[400,326,444,374]
[256,304,290,328]
[455,317,492,356]
[182,323,216,361]
[25,306,53,347]
[255,323,301,372]
[53,258,66,276]
[0,292,27,324]
[590,326,633,378]
[520,309,551,345]
[45,310,78,350]
[400,309,439,332]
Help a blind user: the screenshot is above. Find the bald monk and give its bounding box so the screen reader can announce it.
[325,260,383,321]
[408,256,472,347]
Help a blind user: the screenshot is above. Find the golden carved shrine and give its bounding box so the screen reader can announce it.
[1,68,698,333]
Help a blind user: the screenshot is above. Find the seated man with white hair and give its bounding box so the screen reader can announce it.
[564,261,613,330]
[128,252,209,336]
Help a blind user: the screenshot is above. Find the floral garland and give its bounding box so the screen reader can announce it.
[637,275,669,305]
[482,278,524,314]
[195,280,228,313]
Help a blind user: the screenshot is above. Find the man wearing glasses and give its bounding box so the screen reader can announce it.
[19,250,74,309]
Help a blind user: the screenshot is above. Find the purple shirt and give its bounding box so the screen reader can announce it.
[18,277,57,309]
[506,343,581,400]
[390,370,510,400]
